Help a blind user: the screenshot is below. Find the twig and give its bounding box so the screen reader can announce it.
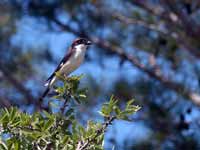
[163,0,200,38]
[76,116,116,150]
[60,98,69,114]
[130,0,200,58]
[113,13,172,37]
[131,0,181,26]
[60,91,71,114]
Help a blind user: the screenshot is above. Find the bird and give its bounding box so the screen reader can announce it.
[40,38,92,100]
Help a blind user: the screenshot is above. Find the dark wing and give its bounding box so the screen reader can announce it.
[46,48,74,82]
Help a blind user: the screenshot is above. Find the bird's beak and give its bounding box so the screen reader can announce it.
[87,40,92,45]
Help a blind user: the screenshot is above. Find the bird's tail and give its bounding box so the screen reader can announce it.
[39,77,56,103]
[39,87,50,103]
[42,87,50,98]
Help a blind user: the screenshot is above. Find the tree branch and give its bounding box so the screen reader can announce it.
[0,63,37,106]
[163,0,200,38]
[113,13,171,36]
[113,12,200,58]
[131,0,181,26]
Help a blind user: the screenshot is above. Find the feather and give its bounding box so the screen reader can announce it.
[45,47,74,85]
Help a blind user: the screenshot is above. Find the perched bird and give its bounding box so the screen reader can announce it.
[40,38,92,99]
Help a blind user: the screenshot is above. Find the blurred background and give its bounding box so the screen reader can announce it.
[1,0,200,149]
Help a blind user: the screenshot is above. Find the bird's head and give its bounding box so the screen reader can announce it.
[71,38,92,51]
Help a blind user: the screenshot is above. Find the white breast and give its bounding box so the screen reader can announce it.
[60,44,87,75]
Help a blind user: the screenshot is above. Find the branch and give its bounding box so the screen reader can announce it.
[0,64,35,104]
[113,12,177,38]
[60,93,71,114]
[131,0,181,26]
[92,38,200,105]
[76,116,116,150]
[163,0,200,38]
[51,18,200,106]
[0,63,38,106]
[113,12,200,58]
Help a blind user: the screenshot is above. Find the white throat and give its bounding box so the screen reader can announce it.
[75,44,87,53]
[73,44,87,60]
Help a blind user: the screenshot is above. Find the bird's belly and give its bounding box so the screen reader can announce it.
[60,54,84,75]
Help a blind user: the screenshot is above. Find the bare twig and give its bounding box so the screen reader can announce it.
[131,0,181,26]
[130,0,200,58]
[163,0,200,38]
[113,13,173,37]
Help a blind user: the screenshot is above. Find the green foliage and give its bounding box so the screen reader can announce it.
[100,96,140,121]
[53,73,87,104]
[0,76,140,150]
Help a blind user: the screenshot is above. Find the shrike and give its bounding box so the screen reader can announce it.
[40,38,92,99]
